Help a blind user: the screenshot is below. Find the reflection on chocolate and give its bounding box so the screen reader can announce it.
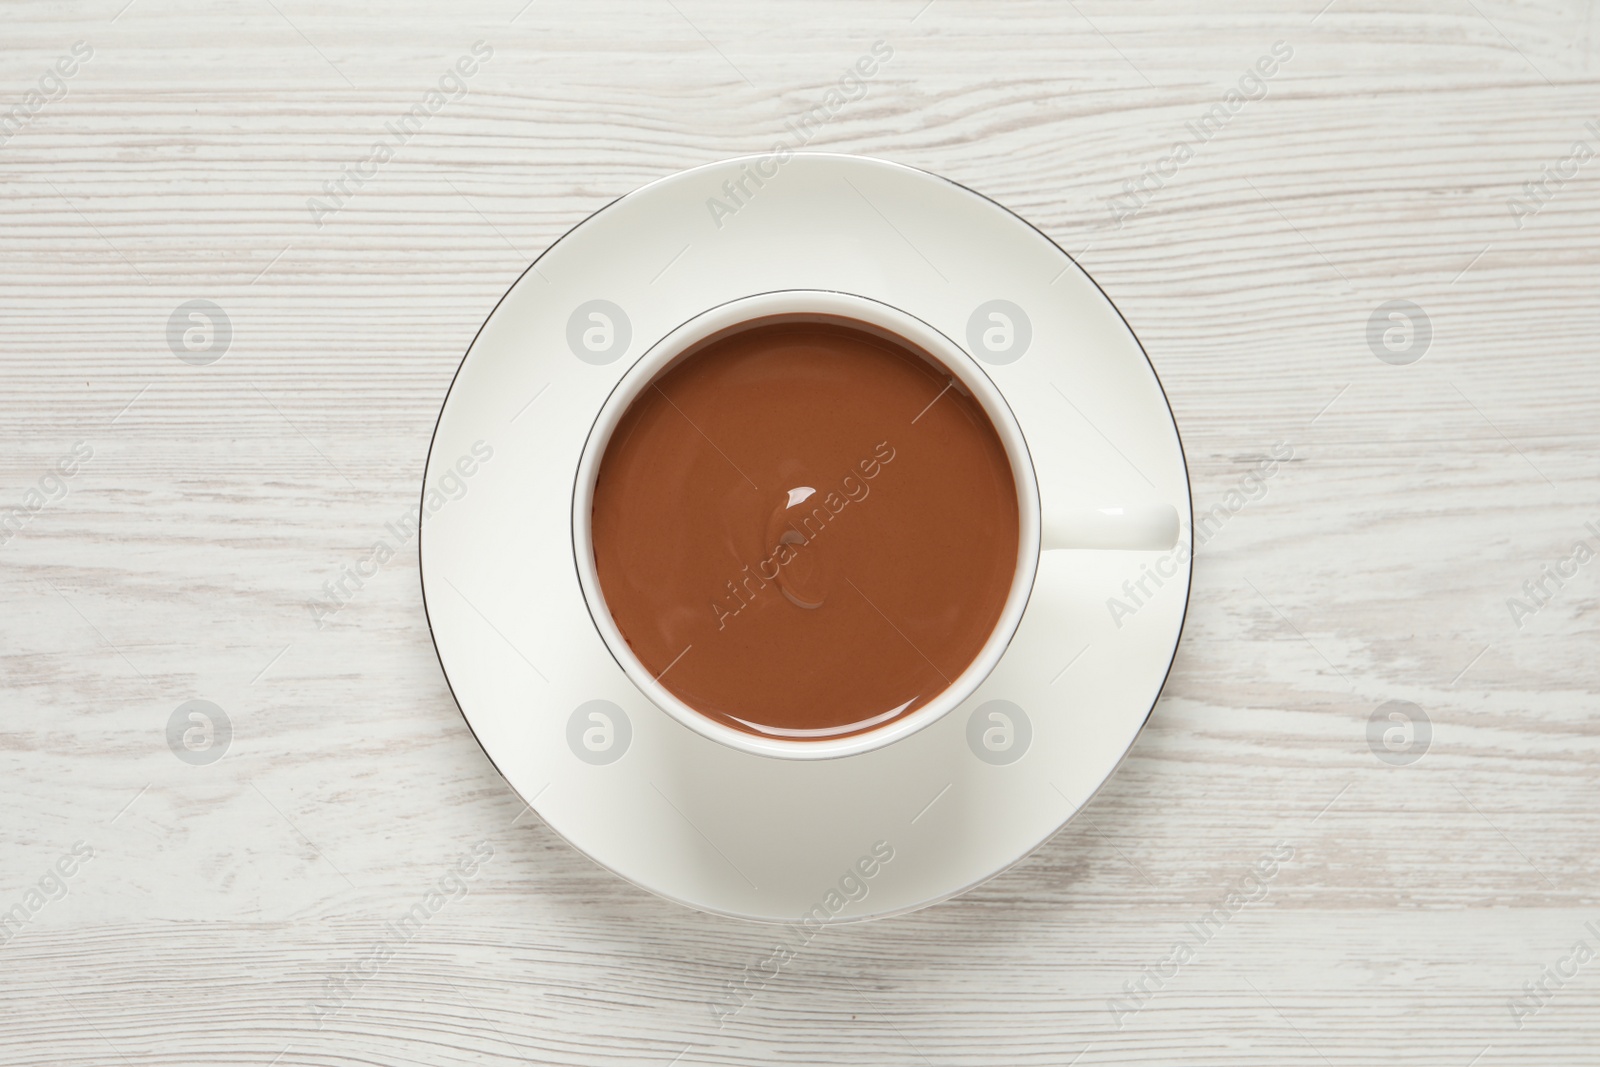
[590,321,1020,740]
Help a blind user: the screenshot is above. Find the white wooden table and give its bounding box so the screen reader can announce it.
[3,2,1596,1063]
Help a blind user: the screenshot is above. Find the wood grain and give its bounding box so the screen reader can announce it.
[1,1,1597,1063]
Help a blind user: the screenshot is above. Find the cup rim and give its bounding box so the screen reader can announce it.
[570,289,1042,760]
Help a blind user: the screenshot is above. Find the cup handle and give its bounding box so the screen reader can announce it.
[1042,503,1180,551]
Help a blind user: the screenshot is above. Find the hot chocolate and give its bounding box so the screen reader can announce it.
[589,320,1020,740]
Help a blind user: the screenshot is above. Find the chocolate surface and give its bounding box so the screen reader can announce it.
[590,320,1020,739]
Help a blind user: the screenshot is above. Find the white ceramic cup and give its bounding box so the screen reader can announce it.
[572,290,1178,760]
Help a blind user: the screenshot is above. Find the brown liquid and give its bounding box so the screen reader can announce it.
[590,321,1020,740]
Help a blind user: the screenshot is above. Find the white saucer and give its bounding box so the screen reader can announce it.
[420,154,1192,922]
